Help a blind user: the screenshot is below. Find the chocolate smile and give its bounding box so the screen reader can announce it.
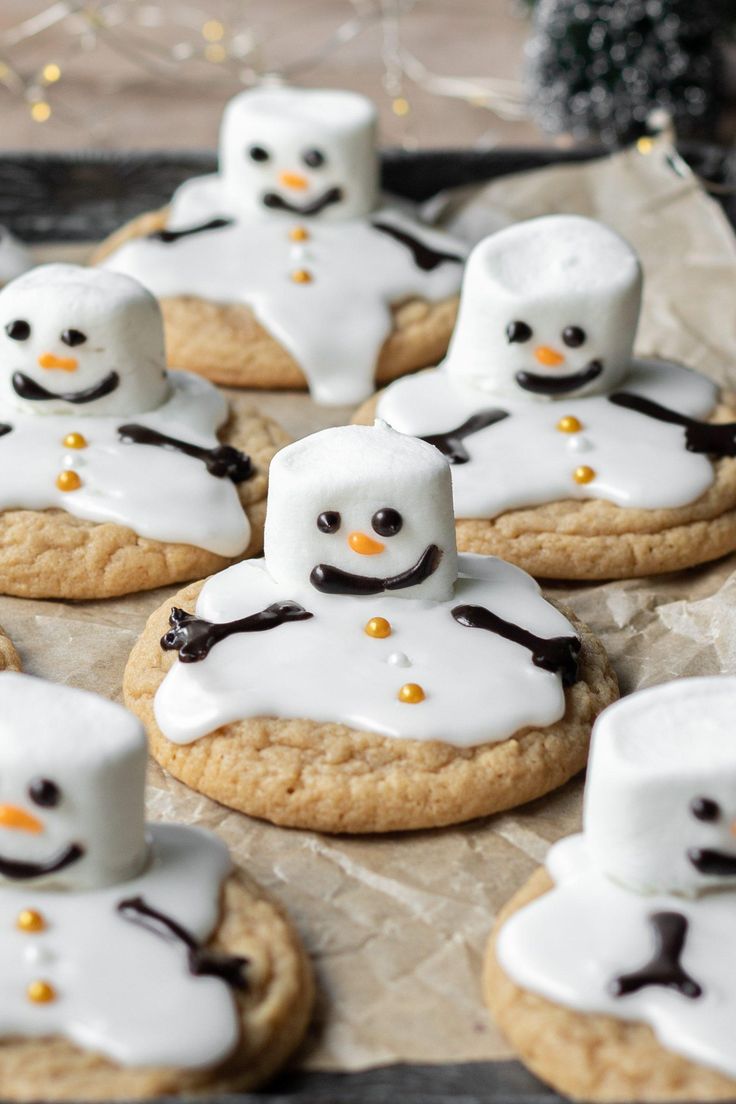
[0,842,84,880]
[515,360,603,396]
[688,847,736,876]
[12,371,120,405]
[310,544,442,596]
[262,186,343,217]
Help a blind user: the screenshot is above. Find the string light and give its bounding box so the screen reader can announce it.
[0,0,527,142]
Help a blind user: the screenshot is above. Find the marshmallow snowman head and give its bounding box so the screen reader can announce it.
[0,264,169,417]
[219,86,379,222]
[444,215,643,401]
[0,672,148,891]
[264,422,458,601]
[584,677,736,897]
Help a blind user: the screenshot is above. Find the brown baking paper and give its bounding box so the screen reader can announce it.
[2,135,735,1070]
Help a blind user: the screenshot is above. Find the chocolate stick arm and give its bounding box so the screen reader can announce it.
[118,424,254,483]
[610,391,736,457]
[0,424,12,438]
[371,219,464,271]
[610,911,702,1000]
[117,895,249,991]
[161,600,314,662]
[451,604,581,686]
[422,409,509,465]
[148,217,234,244]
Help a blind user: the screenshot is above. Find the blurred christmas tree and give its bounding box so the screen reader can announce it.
[524,0,730,145]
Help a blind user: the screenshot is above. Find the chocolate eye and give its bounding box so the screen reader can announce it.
[372,508,403,537]
[690,796,720,822]
[61,329,86,347]
[248,145,270,162]
[5,319,30,341]
[562,326,586,348]
[28,778,61,808]
[317,511,341,534]
[506,320,532,344]
[302,148,325,168]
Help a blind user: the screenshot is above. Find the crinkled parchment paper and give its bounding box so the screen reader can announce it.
[2,135,735,1069]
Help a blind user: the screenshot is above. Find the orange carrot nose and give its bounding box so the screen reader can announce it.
[534,346,565,368]
[348,531,385,556]
[38,352,78,373]
[279,171,308,191]
[730,819,736,837]
[0,805,43,834]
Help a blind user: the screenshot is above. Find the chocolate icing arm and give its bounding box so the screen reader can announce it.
[161,600,314,662]
[148,217,234,244]
[451,604,581,686]
[117,895,249,991]
[371,220,464,271]
[0,424,11,439]
[610,391,736,457]
[611,911,702,1000]
[422,409,509,464]
[118,424,254,483]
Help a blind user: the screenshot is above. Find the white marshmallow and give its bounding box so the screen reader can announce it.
[219,86,379,222]
[584,677,736,896]
[0,672,148,890]
[0,264,169,417]
[264,421,458,600]
[444,214,642,400]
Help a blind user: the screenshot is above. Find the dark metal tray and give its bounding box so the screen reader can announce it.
[4,141,733,1104]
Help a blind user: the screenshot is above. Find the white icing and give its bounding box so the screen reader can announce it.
[102,88,464,406]
[445,215,642,400]
[264,423,458,601]
[584,678,736,895]
[496,677,736,1081]
[154,552,575,747]
[0,227,32,285]
[376,215,723,516]
[0,266,250,556]
[377,359,719,515]
[0,673,239,1070]
[0,672,148,891]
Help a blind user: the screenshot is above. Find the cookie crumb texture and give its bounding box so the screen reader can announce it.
[0,871,313,1102]
[0,627,21,672]
[124,582,617,833]
[355,395,736,580]
[93,208,459,390]
[0,404,290,600]
[485,869,736,1102]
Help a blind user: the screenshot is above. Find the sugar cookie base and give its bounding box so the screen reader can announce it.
[0,403,290,600]
[123,581,618,833]
[93,208,459,390]
[354,394,736,581]
[0,626,21,672]
[485,869,736,1102]
[0,869,313,1102]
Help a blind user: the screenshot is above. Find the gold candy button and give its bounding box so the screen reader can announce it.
[573,465,595,485]
[557,416,582,434]
[56,470,81,492]
[62,432,87,450]
[27,979,55,1003]
[365,617,391,639]
[398,683,425,704]
[289,226,309,242]
[17,909,45,933]
[291,269,313,284]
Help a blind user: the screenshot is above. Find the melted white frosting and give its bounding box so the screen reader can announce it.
[497,833,736,1080]
[0,822,238,1069]
[154,552,576,747]
[103,178,464,405]
[376,359,720,515]
[0,371,250,556]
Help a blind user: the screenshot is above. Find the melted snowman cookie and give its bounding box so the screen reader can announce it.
[0,264,290,599]
[0,672,312,1101]
[488,678,736,1101]
[125,422,617,833]
[97,86,465,405]
[362,215,736,580]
